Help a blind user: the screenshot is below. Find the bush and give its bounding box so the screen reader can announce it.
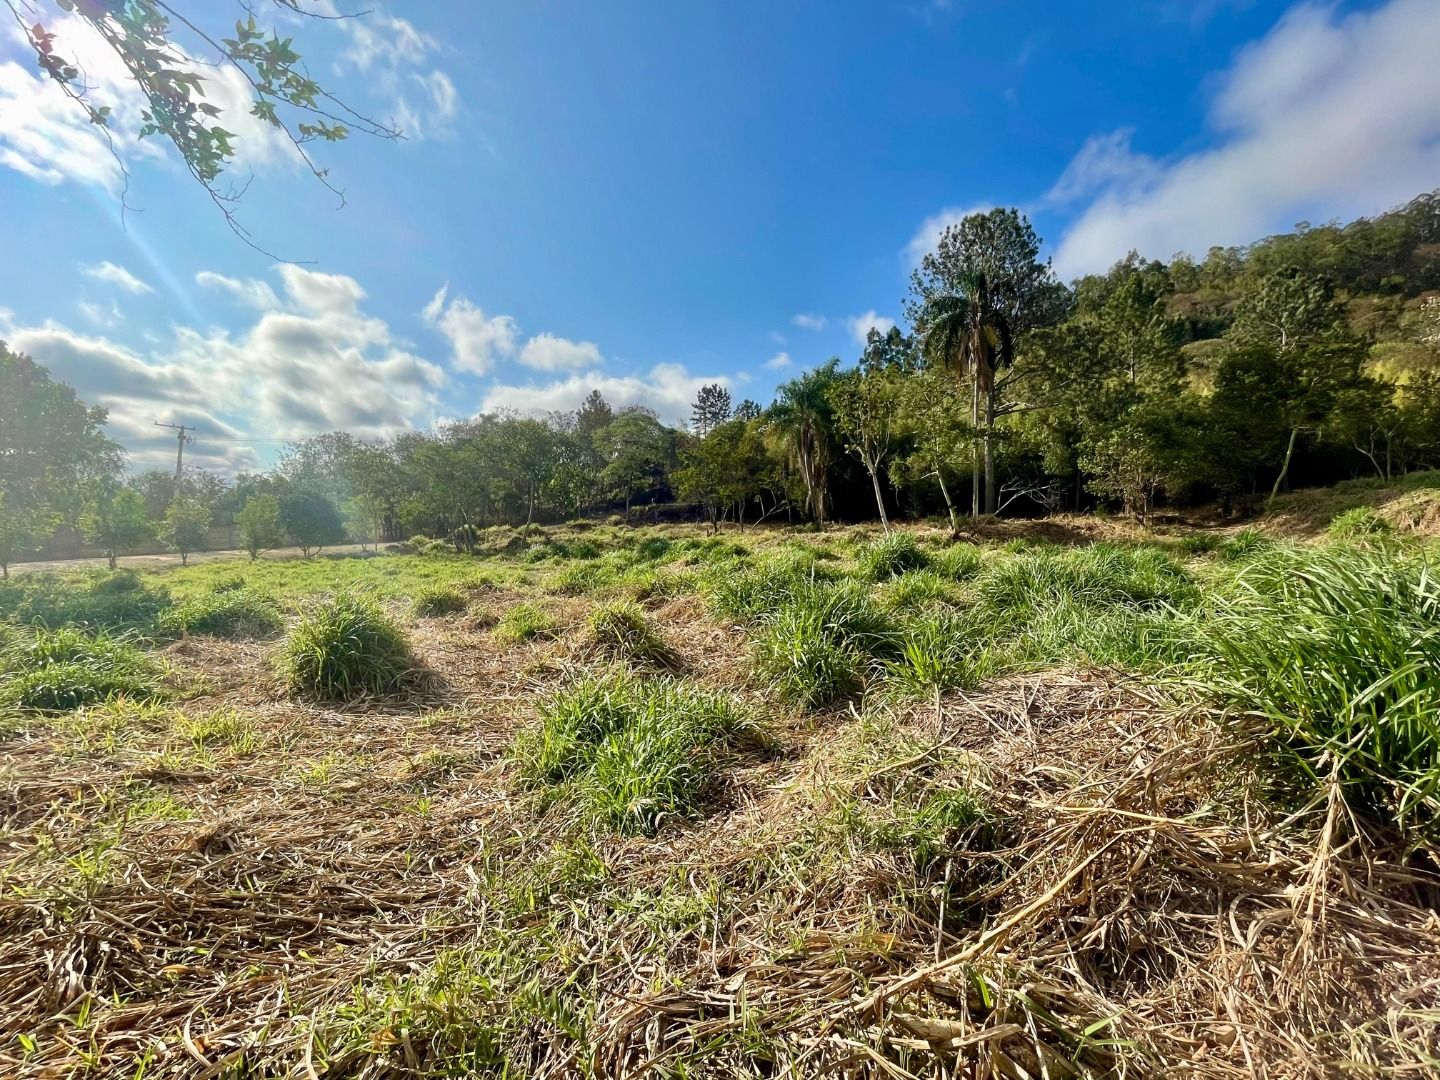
[1326,506,1393,542]
[494,602,558,643]
[411,585,467,618]
[0,628,163,711]
[1190,548,1440,839]
[513,672,760,834]
[408,534,453,557]
[584,600,676,666]
[162,589,284,639]
[857,533,930,581]
[280,596,415,701]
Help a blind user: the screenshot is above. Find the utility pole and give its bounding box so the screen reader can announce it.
[155,422,196,492]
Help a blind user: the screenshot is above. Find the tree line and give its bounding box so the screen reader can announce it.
[3,192,1439,571]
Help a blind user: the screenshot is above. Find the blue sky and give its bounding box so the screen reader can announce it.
[2,0,1437,472]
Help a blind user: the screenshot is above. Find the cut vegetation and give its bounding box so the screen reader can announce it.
[1,517,1438,1078]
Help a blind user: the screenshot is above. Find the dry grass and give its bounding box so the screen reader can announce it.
[2,535,1437,1078]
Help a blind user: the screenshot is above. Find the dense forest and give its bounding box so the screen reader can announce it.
[3,191,1439,570]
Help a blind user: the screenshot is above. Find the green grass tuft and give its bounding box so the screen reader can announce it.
[411,585,467,618]
[161,588,284,639]
[494,602,559,643]
[584,600,675,666]
[1186,547,1440,839]
[857,533,930,580]
[514,672,760,833]
[280,596,415,701]
[1326,506,1393,542]
[0,628,164,711]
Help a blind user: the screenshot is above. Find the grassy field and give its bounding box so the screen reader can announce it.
[1,514,1438,1078]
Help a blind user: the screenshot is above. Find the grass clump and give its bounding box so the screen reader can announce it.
[514,672,760,834]
[411,584,467,618]
[885,613,994,698]
[1189,547,1440,839]
[750,579,898,709]
[1326,506,1393,542]
[280,596,414,701]
[161,587,284,639]
[494,602,558,643]
[881,569,960,611]
[0,570,171,634]
[0,628,163,711]
[1217,527,1272,562]
[584,600,676,666]
[932,542,985,580]
[857,533,929,580]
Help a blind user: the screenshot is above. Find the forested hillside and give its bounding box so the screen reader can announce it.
[3,193,1439,567]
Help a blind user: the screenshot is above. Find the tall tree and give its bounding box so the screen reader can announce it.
[908,209,1068,514]
[829,367,903,532]
[768,360,843,524]
[691,383,733,437]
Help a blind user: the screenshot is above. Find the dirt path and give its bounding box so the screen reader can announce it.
[4,543,377,576]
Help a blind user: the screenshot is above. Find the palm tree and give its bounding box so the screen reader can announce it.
[918,270,1009,517]
[767,359,842,524]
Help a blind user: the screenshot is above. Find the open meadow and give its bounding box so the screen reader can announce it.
[2,509,1438,1078]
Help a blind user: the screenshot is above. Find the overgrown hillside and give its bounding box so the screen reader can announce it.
[1,521,1436,1077]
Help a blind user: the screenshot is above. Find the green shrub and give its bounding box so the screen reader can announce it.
[1326,506,1393,542]
[209,574,250,594]
[280,596,415,701]
[411,585,467,617]
[584,600,675,666]
[857,533,929,581]
[513,672,759,834]
[1189,548,1440,839]
[162,589,284,639]
[494,602,558,643]
[0,628,163,711]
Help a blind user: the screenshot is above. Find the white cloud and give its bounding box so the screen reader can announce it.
[336,13,459,139]
[76,300,123,328]
[764,351,792,370]
[519,333,604,371]
[482,364,728,427]
[846,310,896,346]
[421,285,519,374]
[905,204,994,265]
[791,312,827,331]
[768,330,787,345]
[1051,0,1440,279]
[195,271,281,311]
[0,14,294,191]
[2,266,448,472]
[83,261,153,295]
